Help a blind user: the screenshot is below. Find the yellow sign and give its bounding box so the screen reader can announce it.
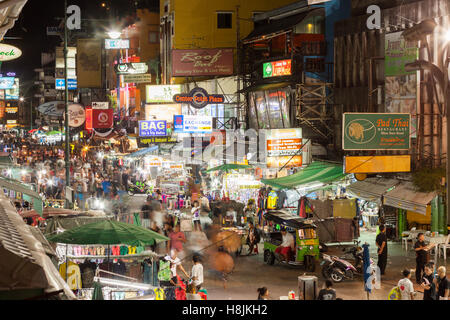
[344,155,411,173]
[267,155,302,168]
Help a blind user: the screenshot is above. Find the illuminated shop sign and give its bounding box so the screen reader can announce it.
[263,59,292,78]
[173,87,225,109]
[105,39,130,49]
[139,120,167,137]
[115,62,148,74]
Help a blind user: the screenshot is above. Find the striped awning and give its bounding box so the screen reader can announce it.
[261,161,346,189]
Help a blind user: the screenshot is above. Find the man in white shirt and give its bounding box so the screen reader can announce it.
[275,228,295,262]
[191,254,204,291]
[398,269,415,300]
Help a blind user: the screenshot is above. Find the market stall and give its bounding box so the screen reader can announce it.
[46,220,172,300]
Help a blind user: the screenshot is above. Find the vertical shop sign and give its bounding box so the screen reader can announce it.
[385,32,418,137]
[77,39,102,88]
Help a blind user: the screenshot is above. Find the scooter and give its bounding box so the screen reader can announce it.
[321,242,373,283]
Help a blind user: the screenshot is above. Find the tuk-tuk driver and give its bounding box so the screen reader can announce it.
[275,227,295,262]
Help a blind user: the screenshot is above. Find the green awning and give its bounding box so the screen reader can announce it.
[261,161,346,189]
[0,177,43,217]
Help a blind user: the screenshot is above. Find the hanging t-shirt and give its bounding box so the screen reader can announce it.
[267,191,278,209]
[158,260,171,281]
[59,261,82,290]
[154,288,165,300]
[276,190,287,209]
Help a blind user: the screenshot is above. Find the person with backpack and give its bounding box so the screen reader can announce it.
[246,221,260,255]
[398,269,415,300]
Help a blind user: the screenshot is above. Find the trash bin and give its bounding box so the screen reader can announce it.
[298,275,318,300]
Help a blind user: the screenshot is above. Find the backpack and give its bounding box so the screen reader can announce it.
[388,286,402,300]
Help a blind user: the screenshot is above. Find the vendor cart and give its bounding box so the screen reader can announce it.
[217,226,248,256]
[262,210,319,271]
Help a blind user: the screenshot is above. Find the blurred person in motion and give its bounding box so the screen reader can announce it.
[257,287,269,300]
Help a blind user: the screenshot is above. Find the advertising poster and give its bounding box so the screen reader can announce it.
[343,113,410,150]
[265,128,302,168]
[173,115,212,133]
[385,32,418,138]
[263,59,292,78]
[77,39,102,88]
[145,104,181,122]
[5,78,19,100]
[172,49,233,77]
[146,85,182,103]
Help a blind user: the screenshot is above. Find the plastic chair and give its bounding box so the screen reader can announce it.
[402,232,415,251]
[438,234,450,261]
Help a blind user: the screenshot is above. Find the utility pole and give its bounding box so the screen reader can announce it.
[64,0,70,208]
[236,5,241,130]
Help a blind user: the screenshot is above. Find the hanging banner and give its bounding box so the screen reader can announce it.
[77,39,102,88]
[123,73,152,83]
[385,32,418,138]
[344,155,411,173]
[343,113,410,150]
[92,109,113,128]
[85,108,93,130]
[172,48,233,76]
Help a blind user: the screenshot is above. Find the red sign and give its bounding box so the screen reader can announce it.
[85,108,93,130]
[93,109,113,128]
[263,59,292,78]
[172,48,234,77]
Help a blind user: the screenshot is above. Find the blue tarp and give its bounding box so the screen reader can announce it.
[125,146,158,158]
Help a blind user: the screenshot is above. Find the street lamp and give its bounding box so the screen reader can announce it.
[107,30,121,39]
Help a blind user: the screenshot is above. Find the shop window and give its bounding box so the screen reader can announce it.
[217,12,232,29]
[149,31,159,44]
[248,87,291,130]
[298,228,316,240]
[295,15,324,34]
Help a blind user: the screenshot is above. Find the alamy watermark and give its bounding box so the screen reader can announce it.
[367,5,381,30]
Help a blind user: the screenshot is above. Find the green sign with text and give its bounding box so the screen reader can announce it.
[343,113,410,150]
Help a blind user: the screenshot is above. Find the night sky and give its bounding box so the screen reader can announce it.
[2,0,159,93]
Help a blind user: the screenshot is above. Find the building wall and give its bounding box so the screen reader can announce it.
[159,0,300,83]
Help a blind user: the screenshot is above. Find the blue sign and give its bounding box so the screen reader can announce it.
[55,78,77,90]
[173,115,184,133]
[0,77,15,89]
[139,120,167,137]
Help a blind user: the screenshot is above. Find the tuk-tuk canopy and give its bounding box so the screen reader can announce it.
[264,210,316,230]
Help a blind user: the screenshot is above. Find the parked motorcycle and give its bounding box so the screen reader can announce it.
[321,241,373,283]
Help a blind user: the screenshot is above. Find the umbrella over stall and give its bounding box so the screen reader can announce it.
[46,219,169,247]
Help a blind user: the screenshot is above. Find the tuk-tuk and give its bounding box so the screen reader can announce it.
[263,210,320,272]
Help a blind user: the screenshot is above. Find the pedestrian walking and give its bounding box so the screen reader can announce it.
[317,280,336,300]
[191,200,202,232]
[398,269,415,300]
[414,233,428,284]
[191,254,204,292]
[375,224,388,275]
[257,287,269,300]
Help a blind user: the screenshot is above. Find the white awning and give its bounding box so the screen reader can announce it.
[0,193,76,299]
[346,178,400,204]
[383,181,436,215]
